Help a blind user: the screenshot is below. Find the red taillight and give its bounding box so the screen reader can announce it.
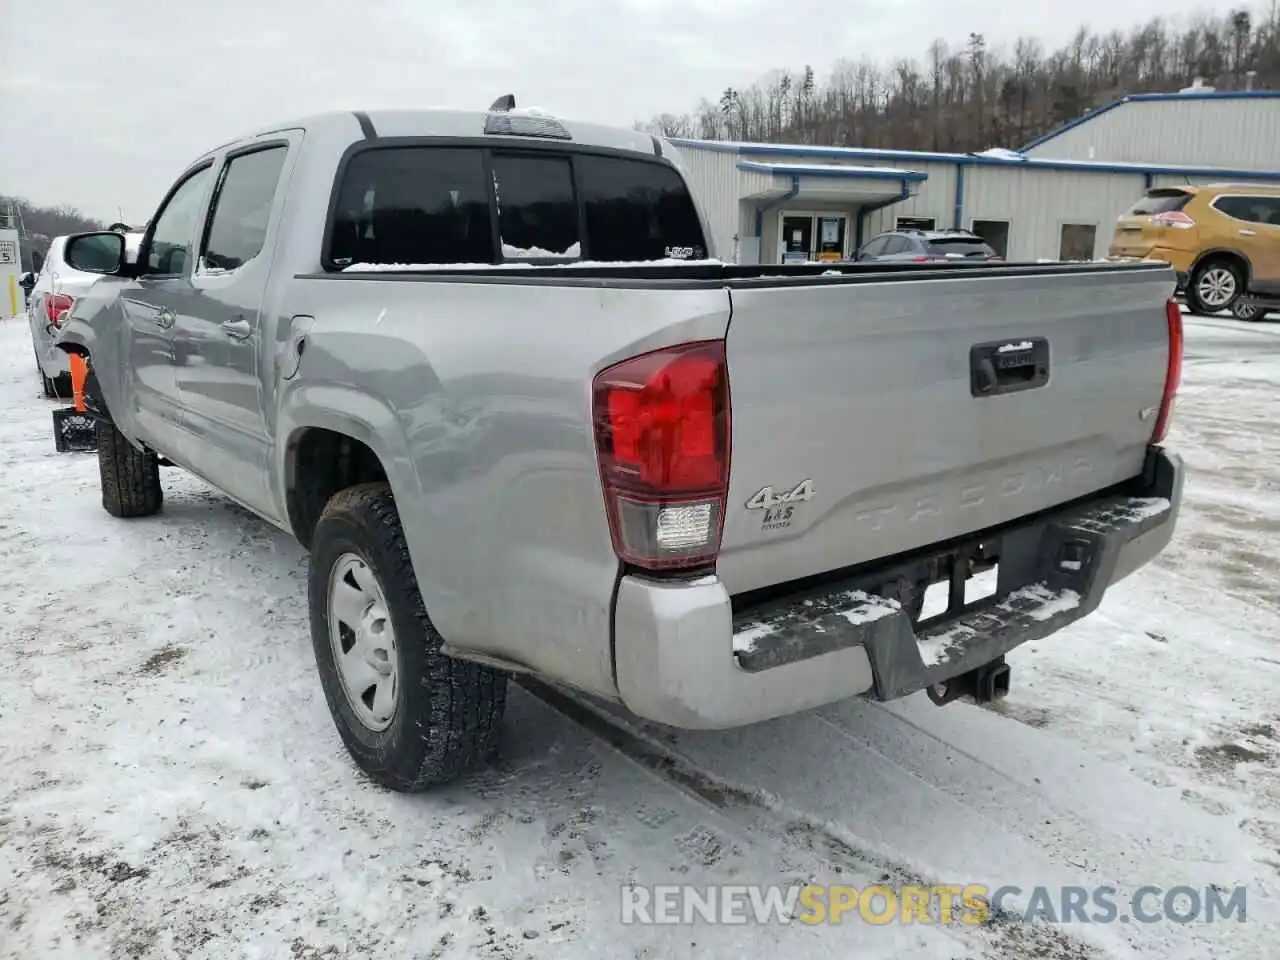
[1152,298,1183,443]
[1150,211,1195,230]
[45,293,75,326]
[911,255,931,262]
[592,340,731,571]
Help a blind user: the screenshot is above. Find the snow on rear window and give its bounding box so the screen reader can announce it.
[328,146,707,268]
[490,154,580,261]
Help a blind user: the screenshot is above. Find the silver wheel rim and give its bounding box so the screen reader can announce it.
[1197,267,1237,309]
[1235,300,1258,320]
[328,553,399,732]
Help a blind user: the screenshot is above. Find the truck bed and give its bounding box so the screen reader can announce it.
[297,259,1175,597]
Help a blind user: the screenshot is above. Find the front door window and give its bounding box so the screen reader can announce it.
[779,214,848,263]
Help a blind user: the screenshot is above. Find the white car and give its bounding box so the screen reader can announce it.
[28,233,141,397]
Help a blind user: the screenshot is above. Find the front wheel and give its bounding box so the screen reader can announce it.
[308,483,506,791]
[1186,259,1244,314]
[97,421,163,517]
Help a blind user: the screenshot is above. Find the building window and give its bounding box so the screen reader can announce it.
[1059,223,1098,262]
[896,216,935,231]
[970,219,1010,259]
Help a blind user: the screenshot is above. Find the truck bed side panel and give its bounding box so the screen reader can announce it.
[280,277,732,699]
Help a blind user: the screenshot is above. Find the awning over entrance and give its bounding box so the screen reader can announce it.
[737,160,927,203]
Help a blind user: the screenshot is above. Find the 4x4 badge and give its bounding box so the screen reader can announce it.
[745,480,814,531]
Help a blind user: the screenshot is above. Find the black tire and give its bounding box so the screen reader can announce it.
[1186,257,1245,315]
[308,482,506,791]
[96,420,163,518]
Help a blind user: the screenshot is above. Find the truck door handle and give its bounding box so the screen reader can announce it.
[155,307,176,329]
[1239,229,1257,236]
[221,317,252,340]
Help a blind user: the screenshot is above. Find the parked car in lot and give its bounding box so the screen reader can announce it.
[1108,183,1280,315]
[855,227,1001,263]
[27,232,142,397]
[55,105,1184,791]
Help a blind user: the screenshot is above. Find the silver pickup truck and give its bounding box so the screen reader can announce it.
[56,104,1184,792]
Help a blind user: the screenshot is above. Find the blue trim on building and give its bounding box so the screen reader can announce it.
[668,137,1280,182]
[736,160,928,182]
[1019,90,1280,152]
[953,165,965,229]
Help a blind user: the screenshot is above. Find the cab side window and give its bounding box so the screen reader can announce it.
[145,165,214,276]
[201,146,289,271]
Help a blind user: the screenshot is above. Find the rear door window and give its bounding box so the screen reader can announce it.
[575,155,706,261]
[329,147,493,267]
[1129,190,1192,216]
[490,153,580,259]
[858,237,888,259]
[882,236,912,255]
[1213,195,1280,225]
[201,146,288,271]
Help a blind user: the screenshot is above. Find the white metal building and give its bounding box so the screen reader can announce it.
[1022,88,1280,170]
[669,90,1280,265]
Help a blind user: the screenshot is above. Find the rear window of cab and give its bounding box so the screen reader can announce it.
[327,146,707,268]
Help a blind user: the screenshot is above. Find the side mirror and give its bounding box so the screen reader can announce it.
[64,231,126,275]
[18,271,35,293]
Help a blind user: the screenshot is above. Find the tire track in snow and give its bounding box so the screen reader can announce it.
[521,679,1106,960]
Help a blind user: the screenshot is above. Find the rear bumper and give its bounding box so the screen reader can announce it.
[614,447,1183,729]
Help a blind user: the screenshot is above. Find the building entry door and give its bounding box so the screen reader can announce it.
[781,215,813,263]
[779,213,849,263]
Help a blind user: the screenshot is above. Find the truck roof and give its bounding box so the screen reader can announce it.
[208,108,665,162]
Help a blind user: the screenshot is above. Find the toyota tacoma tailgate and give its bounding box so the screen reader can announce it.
[716,265,1178,596]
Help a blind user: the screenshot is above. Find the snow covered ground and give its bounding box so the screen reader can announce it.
[1,314,1278,959]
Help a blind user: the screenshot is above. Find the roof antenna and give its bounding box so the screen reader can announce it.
[489,94,516,112]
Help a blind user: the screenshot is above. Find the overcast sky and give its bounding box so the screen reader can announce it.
[2,0,1242,223]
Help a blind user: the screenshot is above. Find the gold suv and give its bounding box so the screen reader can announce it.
[1109,183,1280,314]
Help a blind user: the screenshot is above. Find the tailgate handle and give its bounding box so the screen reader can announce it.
[970,337,1050,397]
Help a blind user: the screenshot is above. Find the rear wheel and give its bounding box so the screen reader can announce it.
[96,421,163,518]
[308,482,506,791]
[1186,258,1244,314]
